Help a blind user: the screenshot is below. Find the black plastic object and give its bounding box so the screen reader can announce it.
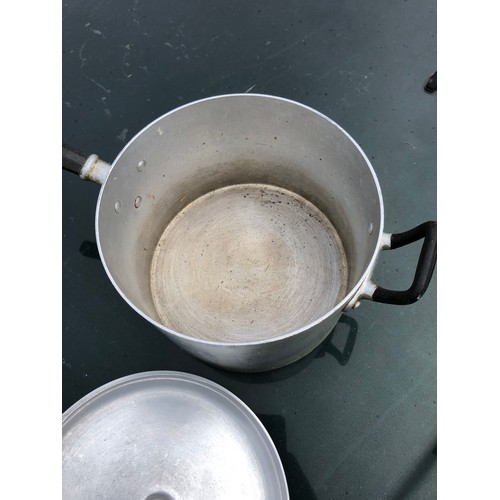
[62,144,88,176]
[372,221,437,305]
[424,71,437,94]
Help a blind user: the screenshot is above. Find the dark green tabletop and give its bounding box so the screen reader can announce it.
[63,1,436,498]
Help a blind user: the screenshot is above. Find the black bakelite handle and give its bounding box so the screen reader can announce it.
[62,144,89,176]
[372,221,437,305]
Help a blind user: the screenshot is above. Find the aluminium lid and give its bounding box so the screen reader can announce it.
[62,371,289,500]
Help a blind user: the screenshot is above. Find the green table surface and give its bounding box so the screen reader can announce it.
[63,1,436,498]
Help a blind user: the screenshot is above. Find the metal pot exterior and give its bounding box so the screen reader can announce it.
[159,309,344,372]
[95,94,384,371]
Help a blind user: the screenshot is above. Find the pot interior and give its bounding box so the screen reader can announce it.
[150,183,348,342]
[97,94,382,342]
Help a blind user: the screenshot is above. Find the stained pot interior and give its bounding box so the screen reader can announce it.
[97,95,382,339]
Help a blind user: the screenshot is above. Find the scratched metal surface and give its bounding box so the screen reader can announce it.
[150,183,348,343]
[62,1,436,498]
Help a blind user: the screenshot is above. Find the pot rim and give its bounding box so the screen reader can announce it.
[96,93,385,347]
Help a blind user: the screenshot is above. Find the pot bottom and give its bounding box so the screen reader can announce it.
[150,183,348,342]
